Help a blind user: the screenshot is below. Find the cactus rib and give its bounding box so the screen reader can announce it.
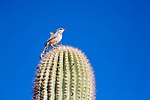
[33,46,95,100]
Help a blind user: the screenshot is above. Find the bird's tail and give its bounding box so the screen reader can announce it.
[40,47,48,59]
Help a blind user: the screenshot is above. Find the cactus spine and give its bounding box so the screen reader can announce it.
[33,46,95,100]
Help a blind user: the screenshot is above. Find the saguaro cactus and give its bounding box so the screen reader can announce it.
[33,46,95,100]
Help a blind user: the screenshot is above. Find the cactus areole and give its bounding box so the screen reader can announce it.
[33,46,95,100]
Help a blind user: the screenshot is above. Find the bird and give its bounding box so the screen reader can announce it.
[40,28,67,58]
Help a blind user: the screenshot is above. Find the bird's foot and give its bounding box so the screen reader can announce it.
[52,46,57,49]
[59,44,63,47]
[56,44,62,48]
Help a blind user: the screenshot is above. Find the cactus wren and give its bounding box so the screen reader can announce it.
[40,28,67,58]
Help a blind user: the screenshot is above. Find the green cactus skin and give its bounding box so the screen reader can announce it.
[33,46,95,100]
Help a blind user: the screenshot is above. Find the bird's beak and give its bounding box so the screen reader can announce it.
[63,28,68,30]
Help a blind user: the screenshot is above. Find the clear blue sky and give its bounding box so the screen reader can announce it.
[0,0,150,100]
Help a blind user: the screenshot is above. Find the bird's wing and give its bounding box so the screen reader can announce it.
[44,35,57,46]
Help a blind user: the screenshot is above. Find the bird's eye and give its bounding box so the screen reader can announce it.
[59,28,62,30]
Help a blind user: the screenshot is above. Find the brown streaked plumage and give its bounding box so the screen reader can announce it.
[40,28,67,58]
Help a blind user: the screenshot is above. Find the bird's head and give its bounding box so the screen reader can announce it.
[57,28,68,34]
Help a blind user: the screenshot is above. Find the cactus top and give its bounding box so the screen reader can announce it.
[33,46,95,100]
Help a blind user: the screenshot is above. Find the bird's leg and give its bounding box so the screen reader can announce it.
[59,43,62,47]
[56,43,62,47]
[51,44,57,49]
